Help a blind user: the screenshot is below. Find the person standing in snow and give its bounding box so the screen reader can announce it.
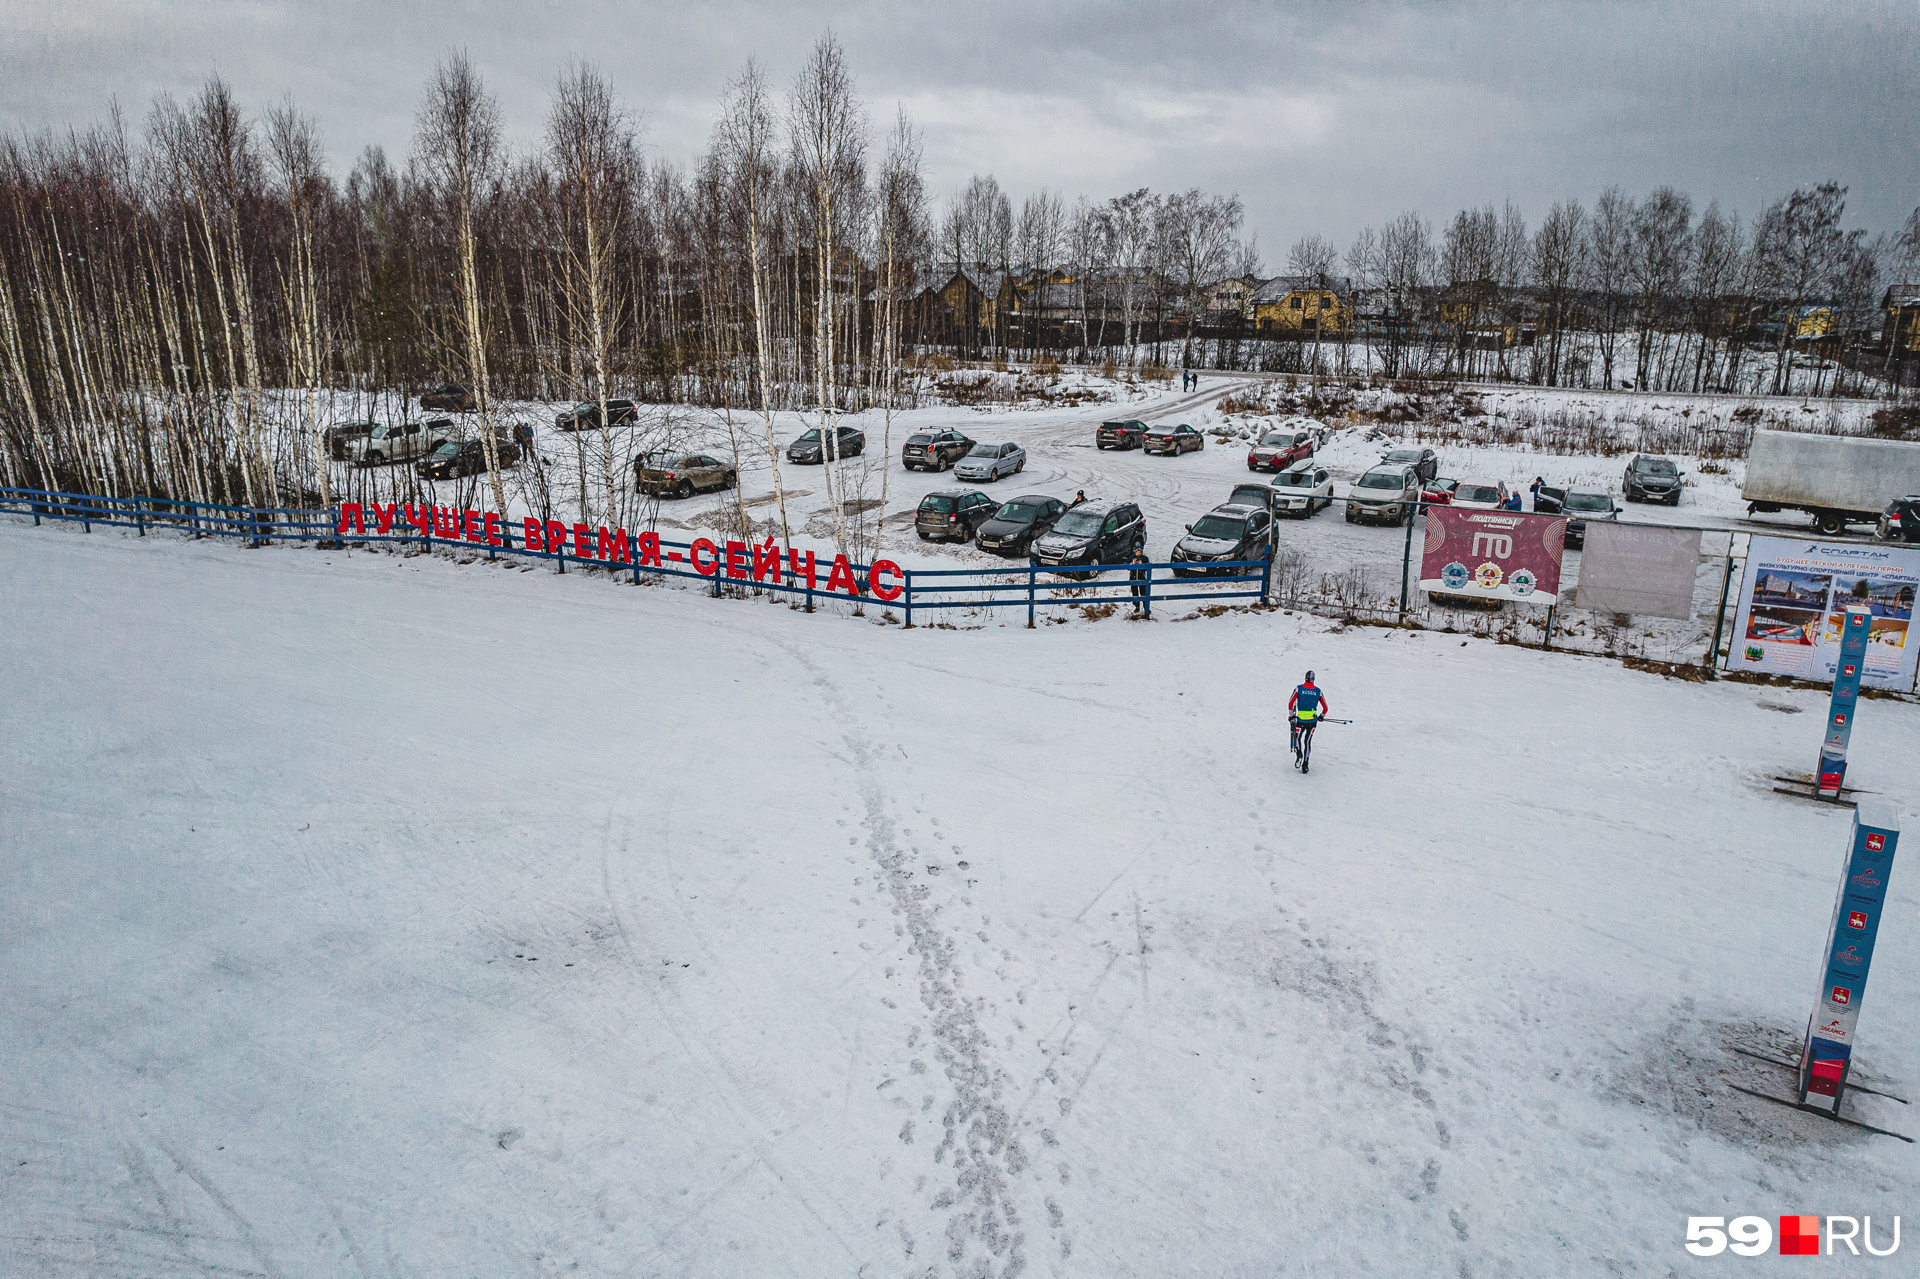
[1128,549,1150,612]
[1288,672,1327,756]
[1529,475,1545,507]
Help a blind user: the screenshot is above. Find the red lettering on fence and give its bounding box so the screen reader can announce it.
[336,503,364,534]
[546,520,568,556]
[373,503,398,534]
[827,553,858,596]
[725,540,749,579]
[869,559,904,601]
[573,523,593,559]
[636,531,662,567]
[599,527,630,563]
[523,518,545,552]
[484,512,502,546]
[433,506,460,538]
[789,548,817,588]
[753,537,781,582]
[407,505,434,538]
[462,510,482,543]
[691,538,719,576]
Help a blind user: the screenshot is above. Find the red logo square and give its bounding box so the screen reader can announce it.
[1848,911,1868,930]
[1779,1216,1819,1255]
[1844,663,1857,676]
[1831,985,1851,1006]
[1834,713,1848,726]
[1866,833,1885,852]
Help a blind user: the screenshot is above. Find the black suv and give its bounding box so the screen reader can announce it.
[902,430,975,471]
[1029,501,1146,576]
[417,437,523,480]
[1096,419,1147,450]
[1171,503,1273,576]
[916,488,999,541]
[974,493,1067,557]
[788,425,865,463]
[553,399,639,431]
[1881,495,1920,543]
[1623,454,1683,505]
[419,383,476,412]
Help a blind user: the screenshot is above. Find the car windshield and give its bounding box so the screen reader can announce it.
[1430,478,1458,492]
[969,443,1000,457]
[994,502,1038,523]
[1358,470,1406,490]
[920,496,955,512]
[1231,488,1269,504]
[796,429,821,443]
[1274,471,1315,487]
[432,442,460,456]
[574,402,595,413]
[1384,449,1422,462]
[1564,492,1612,512]
[1052,510,1105,536]
[1636,458,1678,475]
[640,450,674,469]
[1456,484,1502,503]
[1191,515,1245,540]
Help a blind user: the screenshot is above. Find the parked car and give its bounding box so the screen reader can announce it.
[955,441,1026,482]
[1030,500,1146,576]
[1345,466,1419,525]
[1096,419,1147,450]
[916,488,1000,541]
[324,420,376,461]
[902,430,975,471]
[787,425,864,463]
[1421,477,1459,505]
[1381,445,1439,484]
[635,450,737,497]
[1265,461,1335,517]
[1247,426,1316,472]
[353,418,456,466]
[1559,486,1619,547]
[1623,454,1684,505]
[419,383,476,412]
[1880,494,1920,543]
[1449,478,1511,511]
[974,493,1065,557]
[553,399,639,431]
[1143,423,1204,456]
[1171,503,1273,576]
[417,437,523,480]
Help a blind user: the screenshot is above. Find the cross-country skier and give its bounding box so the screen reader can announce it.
[1288,672,1328,763]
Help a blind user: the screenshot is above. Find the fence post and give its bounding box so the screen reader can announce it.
[554,536,563,573]
[1542,602,1558,650]
[1398,501,1417,617]
[904,570,914,628]
[1144,564,1153,619]
[1027,564,1037,628]
[134,496,145,537]
[250,506,262,548]
[1705,533,1739,679]
[1260,548,1271,604]
[82,500,91,534]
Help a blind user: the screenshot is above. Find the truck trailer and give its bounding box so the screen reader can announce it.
[1741,429,1920,536]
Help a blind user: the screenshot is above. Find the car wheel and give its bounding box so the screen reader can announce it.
[1016,458,1025,473]
[1344,508,1355,523]
[1816,512,1845,536]
[676,480,693,499]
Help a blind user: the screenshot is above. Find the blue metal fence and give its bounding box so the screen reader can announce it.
[2,486,1274,625]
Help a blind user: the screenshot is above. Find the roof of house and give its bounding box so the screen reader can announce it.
[1883,283,1920,307]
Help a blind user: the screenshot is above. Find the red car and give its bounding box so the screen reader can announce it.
[1247,426,1315,472]
[1420,477,1458,505]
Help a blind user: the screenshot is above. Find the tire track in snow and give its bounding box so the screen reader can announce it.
[772,636,1042,1278]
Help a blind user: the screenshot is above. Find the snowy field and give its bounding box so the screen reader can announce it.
[4,520,1919,1276]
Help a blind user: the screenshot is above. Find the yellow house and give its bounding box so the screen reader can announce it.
[1252,277,1351,336]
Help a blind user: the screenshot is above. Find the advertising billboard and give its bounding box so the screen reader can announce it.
[1574,522,1702,620]
[1419,508,1567,605]
[1727,537,1920,689]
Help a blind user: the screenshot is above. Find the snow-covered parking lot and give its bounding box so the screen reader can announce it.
[4,519,1918,1276]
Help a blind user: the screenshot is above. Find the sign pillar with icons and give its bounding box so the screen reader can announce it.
[1816,606,1871,798]
[1798,802,1899,1111]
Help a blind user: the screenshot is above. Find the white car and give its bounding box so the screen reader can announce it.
[1450,478,1512,511]
[954,441,1025,482]
[1268,461,1335,517]
[352,418,454,466]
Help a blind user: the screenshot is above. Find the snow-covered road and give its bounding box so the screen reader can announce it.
[4,521,1917,1276]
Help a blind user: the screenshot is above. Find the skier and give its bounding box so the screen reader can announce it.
[1288,671,1328,768]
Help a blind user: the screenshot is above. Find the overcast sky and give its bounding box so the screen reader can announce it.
[5,1,1916,265]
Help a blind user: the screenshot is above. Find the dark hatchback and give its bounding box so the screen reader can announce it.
[916,488,999,541]
[417,437,522,480]
[1171,503,1273,577]
[553,399,639,431]
[974,494,1067,557]
[788,425,865,463]
[1881,495,1920,543]
[903,430,974,471]
[1029,501,1146,576]
[1095,419,1147,449]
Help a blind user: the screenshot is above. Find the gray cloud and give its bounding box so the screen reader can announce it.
[4,1,1915,256]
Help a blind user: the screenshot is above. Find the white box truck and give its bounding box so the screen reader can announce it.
[1741,429,1920,536]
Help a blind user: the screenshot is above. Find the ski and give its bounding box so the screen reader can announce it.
[1726,1084,1913,1142]
[1729,1046,1909,1104]
[1770,785,1856,808]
